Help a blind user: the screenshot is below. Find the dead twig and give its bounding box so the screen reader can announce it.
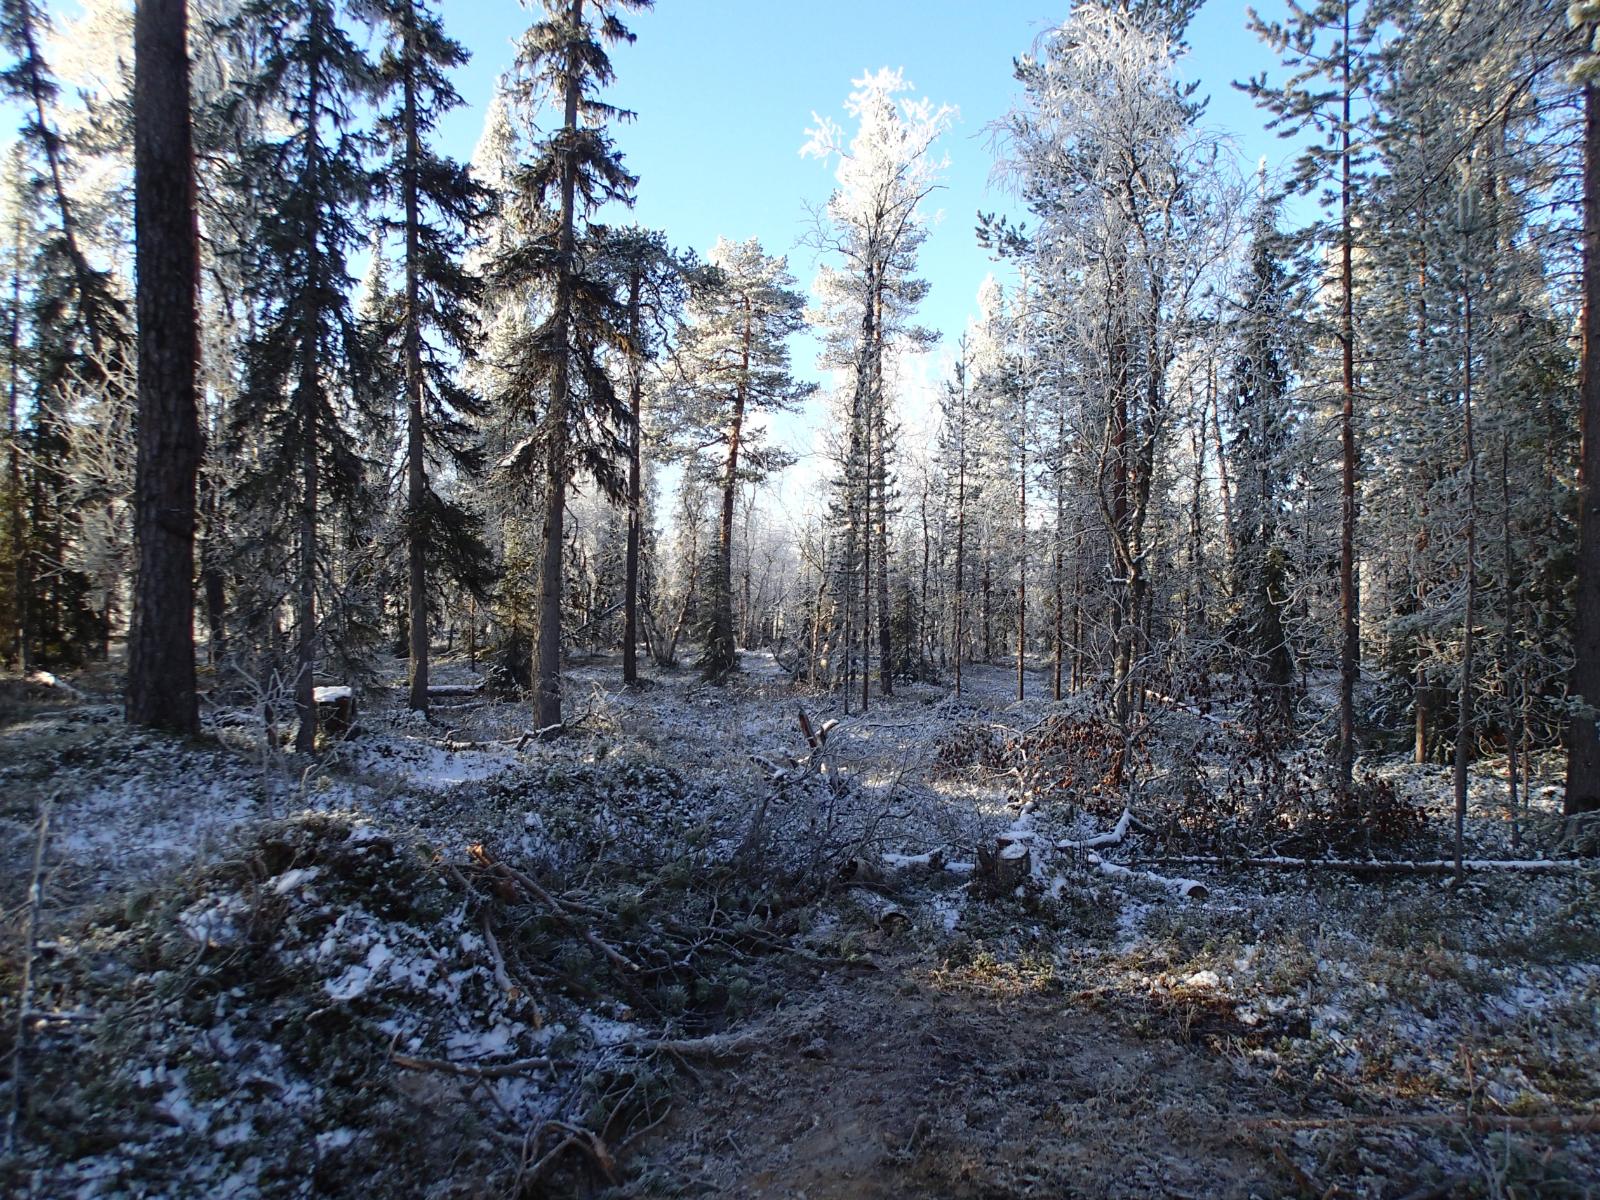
[6,792,55,1154]
[467,846,640,975]
[1244,1112,1600,1135]
[391,1053,557,1080]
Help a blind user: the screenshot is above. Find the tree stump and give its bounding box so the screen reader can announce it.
[313,686,357,739]
[995,838,1031,893]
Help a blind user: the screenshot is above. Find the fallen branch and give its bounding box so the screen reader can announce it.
[515,721,566,751]
[1058,808,1132,851]
[480,914,532,1018]
[1089,852,1207,900]
[6,794,54,1154]
[391,1053,555,1080]
[468,846,640,974]
[638,1030,765,1060]
[520,1120,620,1188]
[1243,1111,1600,1136]
[1144,855,1580,875]
[426,683,483,698]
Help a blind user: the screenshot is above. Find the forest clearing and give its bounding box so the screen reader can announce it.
[3,653,1598,1197]
[3,0,1600,1195]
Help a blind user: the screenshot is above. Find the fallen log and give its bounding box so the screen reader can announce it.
[1059,808,1133,851]
[1090,852,1207,900]
[426,683,483,698]
[1243,1111,1600,1136]
[1142,855,1580,875]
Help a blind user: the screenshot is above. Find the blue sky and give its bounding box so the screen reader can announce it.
[437,1,1299,368]
[425,2,1305,506]
[35,1,1306,512]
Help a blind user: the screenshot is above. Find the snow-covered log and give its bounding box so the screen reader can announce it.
[1058,808,1132,851]
[425,683,483,698]
[1143,855,1580,875]
[1088,852,1207,900]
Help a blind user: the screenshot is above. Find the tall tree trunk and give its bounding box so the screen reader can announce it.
[1414,223,1431,765]
[1207,364,1237,573]
[534,0,584,737]
[1017,390,1026,703]
[1336,1,1360,801]
[1501,434,1520,847]
[709,303,749,681]
[293,27,324,754]
[6,193,27,672]
[402,0,429,714]
[1453,252,1477,876]
[874,288,892,698]
[128,0,201,735]
[1568,73,1600,818]
[623,267,642,686]
[954,414,966,697]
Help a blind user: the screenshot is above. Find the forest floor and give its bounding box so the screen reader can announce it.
[1,650,1598,1199]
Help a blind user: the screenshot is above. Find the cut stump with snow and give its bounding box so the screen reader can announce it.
[312,686,357,740]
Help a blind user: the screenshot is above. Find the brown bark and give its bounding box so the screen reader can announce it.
[708,299,750,680]
[1567,75,1600,819]
[6,188,27,672]
[1453,238,1476,876]
[127,0,200,736]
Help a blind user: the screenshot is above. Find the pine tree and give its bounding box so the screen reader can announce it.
[584,224,689,686]
[1244,0,1377,801]
[127,0,201,734]
[492,0,647,735]
[1569,5,1600,821]
[671,237,812,681]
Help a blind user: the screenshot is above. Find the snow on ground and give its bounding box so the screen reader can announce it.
[3,654,1599,1197]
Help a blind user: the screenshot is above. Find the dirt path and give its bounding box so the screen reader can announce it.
[635,946,1299,1199]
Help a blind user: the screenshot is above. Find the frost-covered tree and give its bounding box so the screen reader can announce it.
[1227,193,1297,726]
[804,67,951,703]
[993,2,1236,739]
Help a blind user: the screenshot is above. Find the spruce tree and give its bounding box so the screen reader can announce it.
[226,0,379,750]
[369,0,494,714]
[1228,195,1297,728]
[493,0,648,735]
